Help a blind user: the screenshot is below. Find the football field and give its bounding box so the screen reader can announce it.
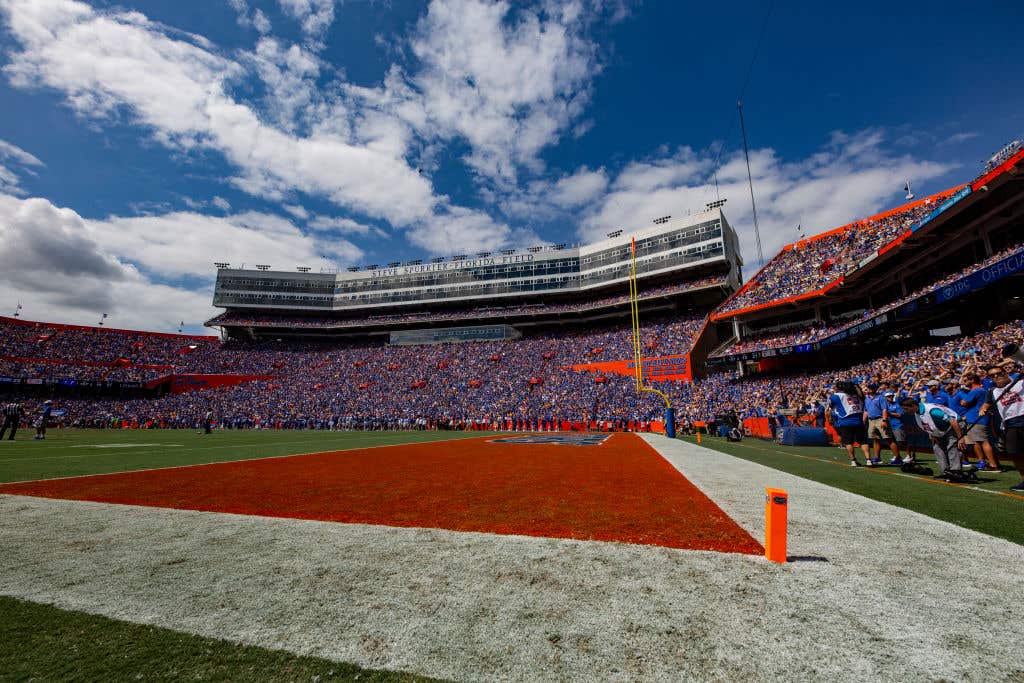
[1,429,1023,681]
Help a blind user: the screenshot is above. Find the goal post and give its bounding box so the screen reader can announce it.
[629,237,675,438]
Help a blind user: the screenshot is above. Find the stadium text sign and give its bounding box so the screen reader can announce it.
[936,249,1024,304]
[371,254,535,277]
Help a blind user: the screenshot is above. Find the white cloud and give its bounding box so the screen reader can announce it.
[91,209,362,279]
[0,190,371,329]
[1,0,436,227]
[939,131,979,146]
[325,0,623,193]
[307,215,385,237]
[549,166,608,208]
[0,0,620,268]
[579,130,957,267]
[378,0,603,186]
[282,203,308,219]
[246,37,324,133]
[0,193,212,330]
[251,9,271,34]
[278,0,334,44]
[228,0,272,34]
[211,196,231,211]
[0,138,43,167]
[409,205,512,254]
[612,151,709,193]
[0,137,43,195]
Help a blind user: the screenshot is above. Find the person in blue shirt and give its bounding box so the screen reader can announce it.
[813,400,826,428]
[947,380,970,465]
[829,380,871,467]
[864,383,896,465]
[949,382,970,419]
[924,379,951,407]
[961,372,1001,471]
[33,400,53,440]
[884,390,911,465]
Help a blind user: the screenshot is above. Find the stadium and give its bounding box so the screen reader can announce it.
[2,2,1024,681]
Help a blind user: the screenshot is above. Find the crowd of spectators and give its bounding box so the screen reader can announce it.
[981,139,1022,174]
[17,314,700,429]
[675,320,1023,427]
[715,322,842,356]
[10,311,1021,450]
[205,276,726,330]
[714,241,1024,357]
[717,192,957,314]
[0,318,221,382]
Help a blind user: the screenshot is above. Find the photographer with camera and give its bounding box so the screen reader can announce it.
[983,347,1024,492]
[897,395,969,482]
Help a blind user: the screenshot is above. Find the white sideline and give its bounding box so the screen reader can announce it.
[0,436,1020,682]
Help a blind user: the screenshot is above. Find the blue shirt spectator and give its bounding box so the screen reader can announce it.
[925,386,951,406]
[949,387,969,418]
[864,390,887,419]
[962,386,989,425]
[885,394,904,430]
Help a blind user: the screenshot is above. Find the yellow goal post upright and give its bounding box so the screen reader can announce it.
[629,237,676,438]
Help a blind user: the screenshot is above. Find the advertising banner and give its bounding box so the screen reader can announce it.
[935,249,1024,304]
[910,186,971,233]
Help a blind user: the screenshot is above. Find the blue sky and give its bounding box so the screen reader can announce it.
[0,0,1020,331]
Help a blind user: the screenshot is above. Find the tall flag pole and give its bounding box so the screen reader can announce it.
[738,99,765,268]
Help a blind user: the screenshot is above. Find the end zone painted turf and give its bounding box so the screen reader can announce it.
[0,433,759,554]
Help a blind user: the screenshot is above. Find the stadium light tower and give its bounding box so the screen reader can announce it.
[12,303,21,318]
[296,266,311,273]
[255,264,271,271]
[214,262,230,269]
[904,180,915,201]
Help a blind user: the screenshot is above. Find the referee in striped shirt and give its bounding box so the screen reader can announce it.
[1,401,22,441]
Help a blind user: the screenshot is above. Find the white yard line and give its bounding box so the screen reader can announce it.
[0,436,1022,681]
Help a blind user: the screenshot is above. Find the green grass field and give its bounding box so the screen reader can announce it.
[684,433,1024,546]
[2,427,1023,680]
[0,428,491,484]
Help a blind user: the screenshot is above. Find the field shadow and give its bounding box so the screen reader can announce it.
[786,555,829,563]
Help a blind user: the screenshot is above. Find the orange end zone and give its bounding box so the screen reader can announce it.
[0,433,762,554]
